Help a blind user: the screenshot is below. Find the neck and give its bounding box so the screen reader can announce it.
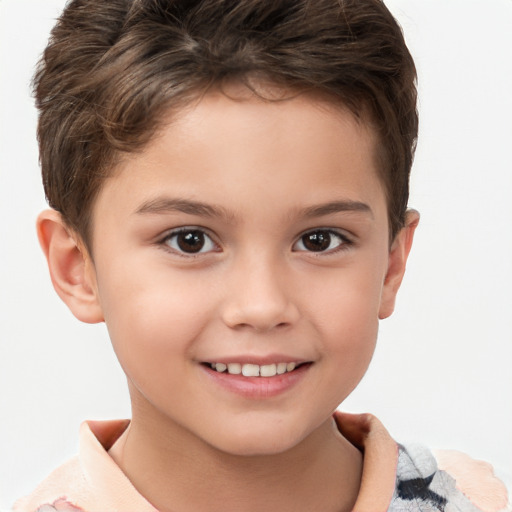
[110,408,363,512]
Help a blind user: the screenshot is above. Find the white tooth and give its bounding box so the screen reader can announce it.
[215,363,227,373]
[211,363,216,369]
[242,364,260,377]
[286,362,296,372]
[227,363,242,375]
[276,362,287,374]
[260,364,277,377]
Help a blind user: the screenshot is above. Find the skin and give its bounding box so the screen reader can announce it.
[38,88,418,512]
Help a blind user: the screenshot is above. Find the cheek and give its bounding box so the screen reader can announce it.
[311,286,379,406]
[96,265,215,377]
[305,262,384,332]
[304,262,384,375]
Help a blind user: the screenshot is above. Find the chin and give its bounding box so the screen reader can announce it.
[207,422,309,457]
[217,439,299,458]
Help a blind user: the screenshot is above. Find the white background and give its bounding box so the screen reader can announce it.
[1,0,511,508]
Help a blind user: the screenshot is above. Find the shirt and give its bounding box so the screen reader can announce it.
[13,412,510,512]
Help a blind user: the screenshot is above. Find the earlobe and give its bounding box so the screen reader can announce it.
[37,209,104,324]
[378,209,420,320]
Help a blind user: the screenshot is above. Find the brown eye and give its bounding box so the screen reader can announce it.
[165,229,216,254]
[177,231,205,252]
[294,230,347,253]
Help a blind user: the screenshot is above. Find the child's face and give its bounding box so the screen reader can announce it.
[82,89,407,455]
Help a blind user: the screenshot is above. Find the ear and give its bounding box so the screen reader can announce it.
[378,209,420,320]
[37,209,104,324]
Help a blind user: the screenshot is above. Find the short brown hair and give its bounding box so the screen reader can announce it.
[33,0,417,248]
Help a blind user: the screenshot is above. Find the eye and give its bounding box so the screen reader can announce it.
[293,229,349,253]
[163,228,218,254]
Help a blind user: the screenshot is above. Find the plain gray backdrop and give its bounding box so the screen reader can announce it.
[1,0,511,508]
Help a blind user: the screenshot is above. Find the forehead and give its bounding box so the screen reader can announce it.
[92,89,386,231]
[170,85,377,153]
[140,89,378,178]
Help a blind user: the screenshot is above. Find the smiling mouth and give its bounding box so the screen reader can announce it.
[205,362,306,377]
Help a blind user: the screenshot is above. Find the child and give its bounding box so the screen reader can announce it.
[9,0,510,510]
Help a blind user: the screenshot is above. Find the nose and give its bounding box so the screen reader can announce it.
[220,254,300,332]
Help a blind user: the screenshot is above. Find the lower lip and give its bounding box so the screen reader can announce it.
[201,363,311,399]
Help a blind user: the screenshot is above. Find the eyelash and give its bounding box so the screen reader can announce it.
[158,227,353,257]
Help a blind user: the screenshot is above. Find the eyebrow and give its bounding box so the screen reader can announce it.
[135,197,235,221]
[135,197,373,221]
[301,200,373,219]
